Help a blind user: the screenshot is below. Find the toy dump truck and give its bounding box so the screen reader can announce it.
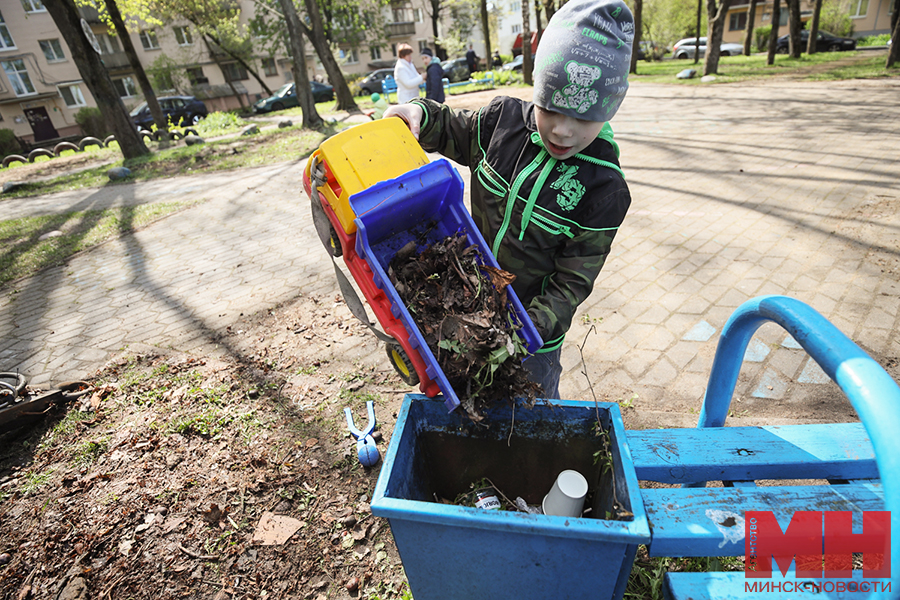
[302,118,541,412]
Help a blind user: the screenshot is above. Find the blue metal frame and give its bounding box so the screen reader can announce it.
[697,295,900,598]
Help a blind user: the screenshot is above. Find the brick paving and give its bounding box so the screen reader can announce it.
[1,79,898,428]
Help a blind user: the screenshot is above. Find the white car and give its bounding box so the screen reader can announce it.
[672,37,744,59]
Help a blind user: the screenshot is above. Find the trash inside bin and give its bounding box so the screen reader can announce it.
[371,394,650,600]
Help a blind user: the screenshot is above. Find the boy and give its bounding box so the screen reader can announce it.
[384,0,633,398]
[420,48,445,103]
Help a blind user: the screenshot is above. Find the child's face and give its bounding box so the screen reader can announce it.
[535,106,606,160]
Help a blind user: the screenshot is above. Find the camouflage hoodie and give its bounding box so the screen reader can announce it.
[411,95,631,351]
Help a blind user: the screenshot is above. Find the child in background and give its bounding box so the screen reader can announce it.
[370,93,388,119]
[384,0,634,398]
[420,48,445,103]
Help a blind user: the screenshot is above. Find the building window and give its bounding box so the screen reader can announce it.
[0,12,15,50]
[729,11,747,31]
[187,66,208,85]
[139,29,159,50]
[96,33,121,55]
[413,8,424,23]
[370,45,381,60]
[222,62,248,81]
[39,39,65,62]
[113,76,137,98]
[262,57,277,76]
[2,59,36,96]
[512,23,522,34]
[173,26,193,46]
[339,48,359,64]
[21,0,46,13]
[511,1,521,11]
[849,0,868,17]
[417,40,428,53]
[58,84,86,107]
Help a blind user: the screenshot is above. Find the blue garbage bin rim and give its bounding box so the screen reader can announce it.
[371,394,651,544]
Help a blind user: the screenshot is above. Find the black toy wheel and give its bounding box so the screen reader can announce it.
[386,343,419,386]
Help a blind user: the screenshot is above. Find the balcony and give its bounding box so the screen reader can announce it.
[100,52,131,69]
[386,21,415,37]
[77,5,102,23]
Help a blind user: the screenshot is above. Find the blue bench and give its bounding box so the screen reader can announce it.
[623,296,900,600]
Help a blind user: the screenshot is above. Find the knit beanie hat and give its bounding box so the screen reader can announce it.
[533,0,634,122]
[420,47,433,57]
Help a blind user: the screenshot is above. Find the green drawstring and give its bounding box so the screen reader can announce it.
[519,138,557,241]
[492,146,548,256]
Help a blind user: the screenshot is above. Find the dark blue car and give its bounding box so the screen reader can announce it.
[130,95,208,130]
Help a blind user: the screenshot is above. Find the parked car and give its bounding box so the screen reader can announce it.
[776,30,856,54]
[501,55,524,71]
[130,95,208,130]
[252,81,335,113]
[635,40,662,61]
[441,58,470,83]
[671,37,744,59]
[357,69,394,95]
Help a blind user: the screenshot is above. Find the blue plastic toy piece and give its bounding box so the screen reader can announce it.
[344,400,380,467]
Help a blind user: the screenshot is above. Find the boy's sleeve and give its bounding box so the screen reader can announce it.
[526,187,631,347]
[410,98,481,167]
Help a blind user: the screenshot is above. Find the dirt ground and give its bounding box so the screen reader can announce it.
[0,291,417,600]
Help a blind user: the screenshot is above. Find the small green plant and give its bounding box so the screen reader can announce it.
[0,128,22,157]
[296,364,318,375]
[194,111,247,137]
[580,313,603,325]
[74,438,108,466]
[74,106,107,138]
[168,410,233,437]
[619,393,638,410]
[19,469,54,496]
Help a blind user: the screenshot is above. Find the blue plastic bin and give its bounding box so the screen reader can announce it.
[350,159,542,413]
[370,394,651,600]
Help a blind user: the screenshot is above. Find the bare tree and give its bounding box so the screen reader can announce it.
[742,0,757,56]
[277,0,323,129]
[693,0,702,65]
[522,0,533,84]
[766,0,780,65]
[43,0,148,158]
[102,0,167,134]
[481,0,491,69]
[201,35,247,109]
[787,0,801,58]
[806,0,822,54]
[298,0,358,112]
[888,0,900,68]
[703,0,730,75]
[629,0,642,74]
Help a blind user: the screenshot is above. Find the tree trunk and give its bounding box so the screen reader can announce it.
[429,0,447,61]
[522,0,533,84]
[534,0,543,45]
[694,0,703,64]
[888,0,900,68]
[629,0,642,74]
[43,0,148,158]
[743,0,757,56]
[202,36,247,109]
[200,29,272,97]
[703,0,730,75]
[299,0,358,112]
[787,0,802,58]
[766,0,780,65]
[278,0,322,129]
[104,0,167,134]
[480,0,491,69]
[807,0,822,54]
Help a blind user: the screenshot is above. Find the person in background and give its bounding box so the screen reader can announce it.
[492,51,502,68]
[393,43,424,104]
[384,0,634,398]
[421,48,445,103]
[466,44,479,73]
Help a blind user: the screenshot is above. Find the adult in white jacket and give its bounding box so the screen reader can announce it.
[393,44,424,104]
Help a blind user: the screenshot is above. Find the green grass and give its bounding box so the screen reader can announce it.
[0,200,203,288]
[630,50,896,84]
[625,553,745,599]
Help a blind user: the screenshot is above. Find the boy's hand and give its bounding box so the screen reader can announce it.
[384,104,424,139]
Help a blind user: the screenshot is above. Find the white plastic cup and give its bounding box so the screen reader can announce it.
[542,470,588,518]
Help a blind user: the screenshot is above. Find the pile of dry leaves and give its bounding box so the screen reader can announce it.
[389,232,540,421]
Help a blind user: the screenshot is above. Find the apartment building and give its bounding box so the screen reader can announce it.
[722,0,894,44]
[0,0,442,147]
